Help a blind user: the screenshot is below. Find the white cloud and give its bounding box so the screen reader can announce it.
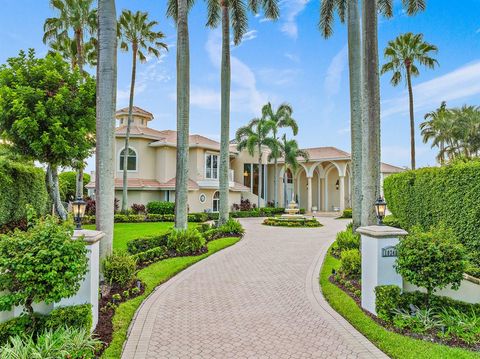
[324,45,348,96]
[284,52,300,63]
[382,60,480,118]
[231,30,258,46]
[258,68,301,86]
[280,0,311,39]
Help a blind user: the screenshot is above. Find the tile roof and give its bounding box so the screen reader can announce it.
[116,106,154,119]
[115,125,167,140]
[86,178,199,191]
[381,162,405,173]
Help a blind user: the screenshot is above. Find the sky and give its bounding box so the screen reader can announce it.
[1,0,480,172]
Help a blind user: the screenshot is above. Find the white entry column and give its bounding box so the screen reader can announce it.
[339,175,346,211]
[307,176,312,213]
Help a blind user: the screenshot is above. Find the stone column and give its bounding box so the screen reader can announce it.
[357,225,408,315]
[339,175,346,211]
[307,176,312,213]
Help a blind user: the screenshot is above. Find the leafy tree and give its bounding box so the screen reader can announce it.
[206,0,279,225]
[118,10,168,213]
[0,216,88,321]
[59,171,91,202]
[381,32,438,170]
[0,50,96,219]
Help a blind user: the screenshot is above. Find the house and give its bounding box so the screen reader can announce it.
[87,107,404,213]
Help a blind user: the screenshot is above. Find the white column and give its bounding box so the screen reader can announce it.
[307,176,312,213]
[317,176,321,211]
[324,177,328,211]
[339,175,345,211]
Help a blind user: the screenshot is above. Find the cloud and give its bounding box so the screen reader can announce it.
[258,68,301,86]
[324,45,348,96]
[284,52,300,63]
[382,60,480,118]
[280,0,311,39]
[231,30,258,46]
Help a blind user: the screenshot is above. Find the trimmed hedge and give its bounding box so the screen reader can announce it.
[262,217,322,227]
[131,246,168,265]
[0,158,48,229]
[146,201,175,215]
[383,160,480,269]
[127,235,168,255]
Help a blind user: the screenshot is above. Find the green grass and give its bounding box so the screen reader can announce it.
[101,236,241,359]
[85,222,197,251]
[320,249,480,359]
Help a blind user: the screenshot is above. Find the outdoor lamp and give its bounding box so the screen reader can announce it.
[335,179,340,190]
[72,197,87,230]
[375,197,387,225]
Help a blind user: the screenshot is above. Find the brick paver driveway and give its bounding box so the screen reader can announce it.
[122,216,387,359]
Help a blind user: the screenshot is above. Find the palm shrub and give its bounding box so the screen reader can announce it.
[167,228,205,255]
[102,252,137,287]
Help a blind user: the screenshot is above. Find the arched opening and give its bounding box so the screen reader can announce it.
[119,148,137,171]
[212,191,220,212]
[283,168,294,206]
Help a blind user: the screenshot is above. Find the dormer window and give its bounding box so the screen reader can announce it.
[119,148,137,171]
[205,154,218,179]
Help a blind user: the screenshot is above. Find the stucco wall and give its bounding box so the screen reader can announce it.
[115,137,156,179]
[114,190,165,207]
[403,279,480,304]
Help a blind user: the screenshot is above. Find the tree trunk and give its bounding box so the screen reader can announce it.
[122,46,138,212]
[218,5,231,226]
[75,28,85,200]
[75,167,84,199]
[273,159,278,207]
[347,0,362,229]
[174,0,190,230]
[258,148,262,209]
[283,165,287,207]
[96,0,117,260]
[47,164,68,220]
[360,0,381,226]
[406,64,416,170]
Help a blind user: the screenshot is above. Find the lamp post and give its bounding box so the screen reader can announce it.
[374,197,387,225]
[72,197,87,230]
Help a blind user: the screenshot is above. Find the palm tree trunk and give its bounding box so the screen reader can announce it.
[75,28,85,200]
[218,4,231,226]
[46,164,68,220]
[360,0,381,226]
[122,46,137,212]
[406,64,416,170]
[283,165,287,207]
[273,159,278,207]
[258,148,262,209]
[96,0,117,260]
[174,0,190,230]
[347,0,362,229]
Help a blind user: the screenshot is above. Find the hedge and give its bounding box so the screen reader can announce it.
[146,201,175,215]
[127,235,168,255]
[383,160,480,269]
[0,158,48,229]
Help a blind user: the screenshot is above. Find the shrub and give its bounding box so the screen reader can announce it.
[102,252,137,287]
[167,228,205,255]
[375,285,402,322]
[436,307,480,345]
[218,219,244,236]
[188,212,208,222]
[131,246,168,265]
[392,307,439,334]
[334,229,360,256]
[131,203,146,214]
[145,213,175,222]
[239,198,251,211]
[0,216,88,317]
[339,249,361,279]
[58,171,91,202]
[341,208,352,218]
[262,217,322,227]
[127,235,168,255]
[146,201,175,215]
[114,214,144,223]
[203,228,220,242]
[383,215,402,228]
[395,223,466,300]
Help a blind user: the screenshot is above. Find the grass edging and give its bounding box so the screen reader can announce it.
[101,236,241,359]
[320,246,480,359]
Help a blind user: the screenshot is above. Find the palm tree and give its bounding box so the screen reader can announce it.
[206,0,279,225]
[421,101,450,165]
[236,118,275,208]
[118,10,168,213]
[261,103,298,208]
[96,0,117,259]
[48,35,97,71]
[167,0,193,229]
[381,32,438,170]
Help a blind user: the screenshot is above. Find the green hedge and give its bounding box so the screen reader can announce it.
[384,160,480,268]
[0,158,48,229]
[146,201,175,215]
[262,217,322,227]
[127,235,168,255]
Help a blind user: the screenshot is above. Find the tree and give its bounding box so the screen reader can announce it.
[319,0,362,228]
[0,50,96,220]
[43,0,98,198]
[236,118,275,208]
[381,32,438,170]
[420,101,451,165]
[276,134,309,206]
[0,216,88,322]
[118,10,168,213]
[206,1,279,225]
[261,103,298,208]
[96,0,117,259]
[59,171,91,202]
[167,0,193,229]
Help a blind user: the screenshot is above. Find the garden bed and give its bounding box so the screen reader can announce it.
[262,217,322,227]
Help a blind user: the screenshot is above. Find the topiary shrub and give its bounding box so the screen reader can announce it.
[339,249,361,279]
[218,219,244,236]
[167,228,205,255]
[395,223,466,301]
[131,246,168,265]
[375,285,402,322]
[146,201,175,215]
[127,235,169,255]
[102,252,137,287]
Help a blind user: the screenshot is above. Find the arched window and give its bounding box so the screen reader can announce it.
[212,191,220,212]
[119,148,137,171]
[286,169,293,184]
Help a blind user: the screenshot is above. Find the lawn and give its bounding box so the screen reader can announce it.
[320,248,480,359]
[85,222,198,251]
[101,236,241,359]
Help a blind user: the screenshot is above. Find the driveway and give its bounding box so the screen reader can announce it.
[122,216,387,359]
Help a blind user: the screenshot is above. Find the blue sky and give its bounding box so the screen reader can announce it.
[1,0,480,172]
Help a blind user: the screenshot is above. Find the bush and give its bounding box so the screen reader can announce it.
[375,285,402,322]
[239,198,251,211]
[145,213,175,222]
[0,158,48,230]
[0,216,88,317]
[339,249,361,279]
[203,228,220,242]
[127,234,168,255]
[218,219,245,236]
[102,252,137,287]
[383,215,402,228]
[262,217,322,227]
[188,212,209,222]
[167,228,205,255]
[334,229,360,255]
[395,223,466,299]
[114,214,144,223]
[131,246,168,265]
[58,171,91,202]
[340,208,352,218]
[146,201,175,215]
[131,203,146,214]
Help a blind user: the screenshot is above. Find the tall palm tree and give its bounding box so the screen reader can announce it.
[236,118,275,208]
[96,0,117,259]
[118,10,168,213]
[261,102,298,208]
[43,0,97,201]
[48,35,97,71]
[206,0,279,225]
[167,0,193,229]
[421,101,450,165]
[381,32,438,170]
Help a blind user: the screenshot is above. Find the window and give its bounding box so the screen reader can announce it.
[286,169,293,184]
[243,164,252,188]
[205,154,218,179]
[119,148,137,171]
[212,191,220,212]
